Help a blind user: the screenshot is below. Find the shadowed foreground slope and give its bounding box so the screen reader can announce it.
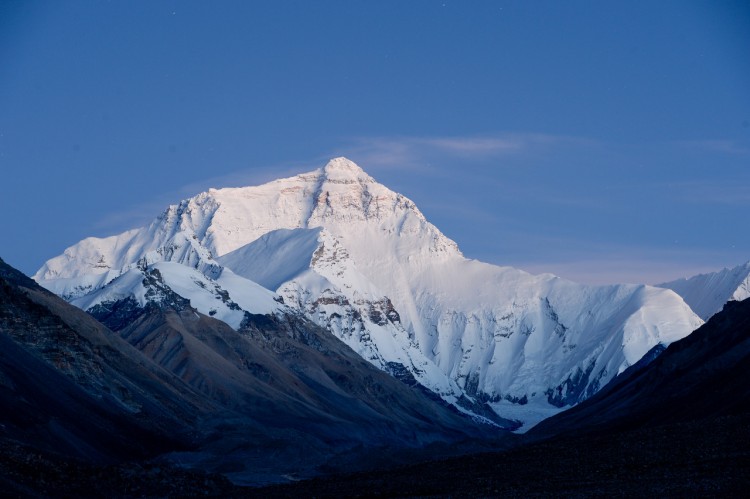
[0,258,208,463]
[0,257,500,493]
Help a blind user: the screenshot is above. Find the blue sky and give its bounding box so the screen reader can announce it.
[1,0,748,284]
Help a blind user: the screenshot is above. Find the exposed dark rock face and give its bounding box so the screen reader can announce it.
[30,258,499,483]
[88,296,143,332]
[13,247,746,496]
[545,359,603,407]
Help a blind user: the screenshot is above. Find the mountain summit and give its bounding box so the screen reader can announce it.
[35,157,702,429]
[321,156,370,179]
[36,158,457,281]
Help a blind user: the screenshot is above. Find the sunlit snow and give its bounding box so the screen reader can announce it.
[35,157,703,426]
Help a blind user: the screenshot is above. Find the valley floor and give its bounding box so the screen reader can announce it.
[246,412,750,498]
[1,413,748,497]
[0,439,235,498]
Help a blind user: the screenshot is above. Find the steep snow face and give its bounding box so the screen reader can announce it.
[657,262,750,320]
[218,228,323,291]
[397,261,697,401]
[36,157,703,429]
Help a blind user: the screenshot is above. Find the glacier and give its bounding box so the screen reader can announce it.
[35,157,703,430]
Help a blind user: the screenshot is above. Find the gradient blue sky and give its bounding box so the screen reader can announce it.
[1,1,748,284]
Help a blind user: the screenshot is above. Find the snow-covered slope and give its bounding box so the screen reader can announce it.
[657,262,750,321]
[35,157,703,429]
[72,261,282,329]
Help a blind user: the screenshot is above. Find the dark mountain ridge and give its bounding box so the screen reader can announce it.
[0,257,207,463]
[0,257,500,492]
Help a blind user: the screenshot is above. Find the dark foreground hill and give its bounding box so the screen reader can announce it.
[0,258,208,464]
[250,298,750,497]
[0,257,499,495]
[248,414,749,497]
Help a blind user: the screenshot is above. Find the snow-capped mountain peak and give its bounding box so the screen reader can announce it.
[35,157,702,430]
[34,157,460,282]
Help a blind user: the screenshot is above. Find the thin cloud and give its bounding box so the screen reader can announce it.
[85,135,748,286]
[416,136,525,155]
[90,202,165,233]
[89,158,327,235]
[662,180,750,207]
[334,137,429,171]
[173,159,319,195]
[672,139,750,156]
[334,132,601,171]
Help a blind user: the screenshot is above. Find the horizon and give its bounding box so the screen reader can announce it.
[2,1,748,284]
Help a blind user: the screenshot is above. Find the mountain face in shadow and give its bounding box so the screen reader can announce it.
[0,257,498,491]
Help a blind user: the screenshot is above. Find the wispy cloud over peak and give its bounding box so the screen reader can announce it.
[416,136,525,154]
[333,132,599,171]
